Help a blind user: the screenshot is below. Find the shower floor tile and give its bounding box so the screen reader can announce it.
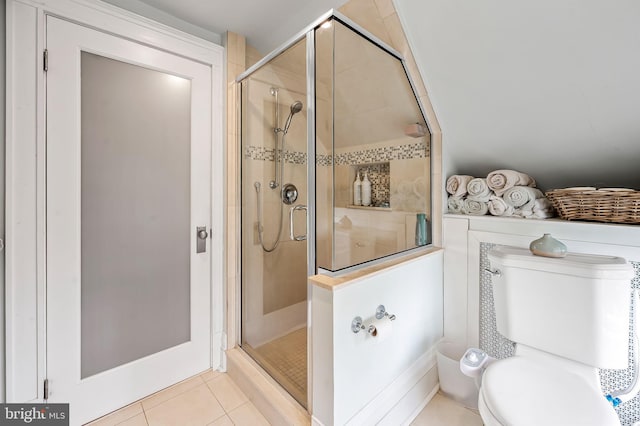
[243,327,307,407]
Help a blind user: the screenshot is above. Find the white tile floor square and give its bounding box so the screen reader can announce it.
[86,370,267,426]
[88,371,481,426]
[411,392,483,426]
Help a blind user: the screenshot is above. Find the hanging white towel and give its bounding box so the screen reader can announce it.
[488,196,514,217]
[462,198,489,216]
[446,175,474,197]
[503,186,544,209]
[447,196,465,214]
[466,178,493,202]
[487,170,536,196]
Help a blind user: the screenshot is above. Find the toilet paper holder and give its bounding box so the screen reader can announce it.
[351,304,396,334]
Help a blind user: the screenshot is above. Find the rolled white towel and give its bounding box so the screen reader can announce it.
[487,170,536,196]
[531,209,555,219]
[517,207,555,219]
[462,198,489,216]
[532,197,553,213]
[503,186,544,209]
[515,196,554,219]
[530,198,555,219]
[466,178,493,202]
[488,196,514,217]
[447,196,465,214]
[446,175,474,197]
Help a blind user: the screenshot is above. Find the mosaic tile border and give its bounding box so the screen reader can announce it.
[316,154,332,167]
[244,146,307,165]
[335,141,429,165]
[479,242,639,426]
[245,141,429,167]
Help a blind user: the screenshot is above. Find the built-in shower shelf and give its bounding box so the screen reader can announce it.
[347,205,391,212]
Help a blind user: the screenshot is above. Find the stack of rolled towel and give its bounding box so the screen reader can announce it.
[446,170,555,219]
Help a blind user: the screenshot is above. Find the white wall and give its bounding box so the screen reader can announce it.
[394,0,640,191]
[312,251,443,425]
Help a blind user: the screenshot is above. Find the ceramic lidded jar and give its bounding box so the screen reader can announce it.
[529,233,567,258]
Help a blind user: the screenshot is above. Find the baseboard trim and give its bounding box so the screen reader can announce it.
[345,346,439,425]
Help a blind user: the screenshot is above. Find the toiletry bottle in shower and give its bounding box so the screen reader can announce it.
[353,172,362,206]
[362,171,371,206]
[415,213,427,246]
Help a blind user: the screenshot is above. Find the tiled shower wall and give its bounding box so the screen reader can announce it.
[479,243,640,426]
[245,140,428,209]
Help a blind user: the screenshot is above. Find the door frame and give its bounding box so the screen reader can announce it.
[5,0,225,403]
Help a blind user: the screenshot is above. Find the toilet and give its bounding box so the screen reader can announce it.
[465,246,634,426]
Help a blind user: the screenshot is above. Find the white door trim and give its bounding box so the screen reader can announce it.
[5,0,225,403]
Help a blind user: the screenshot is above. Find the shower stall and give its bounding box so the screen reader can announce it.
[237,10,431,408]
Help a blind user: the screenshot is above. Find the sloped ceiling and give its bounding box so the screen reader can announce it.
[394,0,640,190]
[104,0,640,190]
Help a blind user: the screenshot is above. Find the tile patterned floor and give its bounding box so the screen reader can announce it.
[243,328,307,407]
[86,370,269,426]
[88,370,481,426]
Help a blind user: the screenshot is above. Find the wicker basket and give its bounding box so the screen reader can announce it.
[546,189,640,224]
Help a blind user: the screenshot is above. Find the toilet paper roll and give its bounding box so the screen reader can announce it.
[370,316,393,342]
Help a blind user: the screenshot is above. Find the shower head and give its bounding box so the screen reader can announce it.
[283,101,303,134]
[290,101,303,114]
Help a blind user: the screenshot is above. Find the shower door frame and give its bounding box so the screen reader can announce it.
[236,9,434,411]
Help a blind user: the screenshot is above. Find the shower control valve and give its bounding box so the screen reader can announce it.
[282,183,298,204]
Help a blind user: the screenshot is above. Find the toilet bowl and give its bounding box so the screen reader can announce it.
[478,348,620,426]
[463,246,634,426]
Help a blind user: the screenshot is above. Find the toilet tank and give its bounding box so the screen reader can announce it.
[488,246,634,369]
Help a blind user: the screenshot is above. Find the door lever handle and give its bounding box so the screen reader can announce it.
[289,205,307,241]
[196,226,208,253]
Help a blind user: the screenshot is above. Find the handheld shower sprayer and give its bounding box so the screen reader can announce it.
[258,99,303,252]
[270,100,303,189]
[282,101,303,134]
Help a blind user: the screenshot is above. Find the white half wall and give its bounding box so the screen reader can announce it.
[311,250,443,425]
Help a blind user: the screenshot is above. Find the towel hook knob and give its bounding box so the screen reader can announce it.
[351,316,365,334]
[375,305,396,321]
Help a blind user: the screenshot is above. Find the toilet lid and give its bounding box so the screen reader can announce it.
[481,357,620,426]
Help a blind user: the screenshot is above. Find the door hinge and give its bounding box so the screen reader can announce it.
[43,379,49,400]
[43,49,48,72]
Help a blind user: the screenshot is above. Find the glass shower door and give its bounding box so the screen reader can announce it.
[240,38,309,407]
